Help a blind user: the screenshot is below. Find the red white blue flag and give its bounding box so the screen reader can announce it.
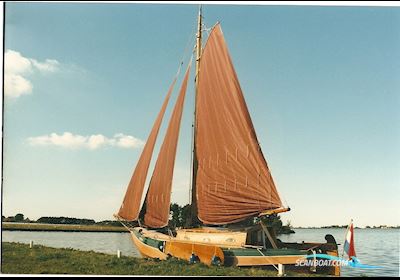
[344,221,356,260]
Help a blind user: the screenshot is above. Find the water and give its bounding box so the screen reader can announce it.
[2,231,141,258]
[277,228,399,277]
[3,228,399,276]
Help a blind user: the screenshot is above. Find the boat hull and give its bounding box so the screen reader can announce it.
[130,228,168,260]
[164,240,225,266]
[129,226,340,276]
[225,254,308,266]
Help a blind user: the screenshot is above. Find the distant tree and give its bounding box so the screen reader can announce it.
[181,204,194,228]
[5,216,15,222]
[1,216,5,221]
[36,217,95,225]
[280,220,295,234]
[261,214,282,231]
[96,220,123,227]
[138,202,147,225]
[259,214,295,234]
[126,202,293,234]
[14,214,24,222]
[169,203,181,228]
[157,203,200,229]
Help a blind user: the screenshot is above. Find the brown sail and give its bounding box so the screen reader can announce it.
[144,62,191,228]
[195,24,283,225]
[118,79,177,221]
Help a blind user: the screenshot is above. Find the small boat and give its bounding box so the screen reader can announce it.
[115,6,340,276]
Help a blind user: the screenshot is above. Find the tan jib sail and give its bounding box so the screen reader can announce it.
[144,61,191,228]
[195,24,283,225]
[118,79,177,221]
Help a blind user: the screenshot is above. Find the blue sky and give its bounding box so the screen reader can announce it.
[3,3,400,227]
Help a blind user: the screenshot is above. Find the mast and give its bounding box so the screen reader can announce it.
[190,5,202,225]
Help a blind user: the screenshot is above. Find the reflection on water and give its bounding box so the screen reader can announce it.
[277,228,399,277]
[3,228,399,276]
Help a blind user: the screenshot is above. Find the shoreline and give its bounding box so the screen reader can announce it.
[1,242,317,276]
[1,222,129,233]
[2,222,398,233]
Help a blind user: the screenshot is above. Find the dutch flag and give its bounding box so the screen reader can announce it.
[343,221,357,260]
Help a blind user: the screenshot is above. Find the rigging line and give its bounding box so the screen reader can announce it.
[175,21,197,78]
[188,69,195,206]
[187,17,200,206]
[203,22,212,37]
[187,38,198,207]
[140,26,196,212]
[278,179,290,209]
[188,48,196,206]
[114,214,134,231]
[255,247,279,271]
[266,165,290,211]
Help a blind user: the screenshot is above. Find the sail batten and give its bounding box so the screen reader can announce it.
[195,24,283,225]
[117,79,177,221]
[144,61,192,228]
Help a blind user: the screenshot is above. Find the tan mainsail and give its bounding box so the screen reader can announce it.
[118,79,177,221]
[144,62,191,228]
[195,24,283,225]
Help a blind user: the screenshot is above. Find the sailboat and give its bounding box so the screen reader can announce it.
[115,6,340,276]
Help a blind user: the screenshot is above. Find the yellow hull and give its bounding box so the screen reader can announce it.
[175,228,247,248]
[228,255,308,266]
[129,226,340,276]
[130,230,168,260]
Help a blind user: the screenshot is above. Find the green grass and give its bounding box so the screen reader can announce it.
[2,223,128,232]
[1,242,317,276]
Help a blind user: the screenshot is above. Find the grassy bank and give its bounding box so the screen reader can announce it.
[2,223,128,233]
[2,242,314,276]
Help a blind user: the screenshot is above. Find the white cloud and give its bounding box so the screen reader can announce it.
[5,50,32,74]
[27,132,145,150]
[87,134,108,150]
[31,58,60,73]
[4,74,33,98]
[4,49,60,98]
[113,133,145,149]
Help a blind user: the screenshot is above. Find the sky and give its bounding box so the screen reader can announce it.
[2,3,400,227]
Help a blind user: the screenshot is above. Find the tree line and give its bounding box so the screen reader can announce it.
[2,214,122,227]
[3,204,294,234]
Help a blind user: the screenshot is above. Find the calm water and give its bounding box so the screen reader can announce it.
[3,228,399,276]
[278,228,399,277]
[2,231,141,258]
